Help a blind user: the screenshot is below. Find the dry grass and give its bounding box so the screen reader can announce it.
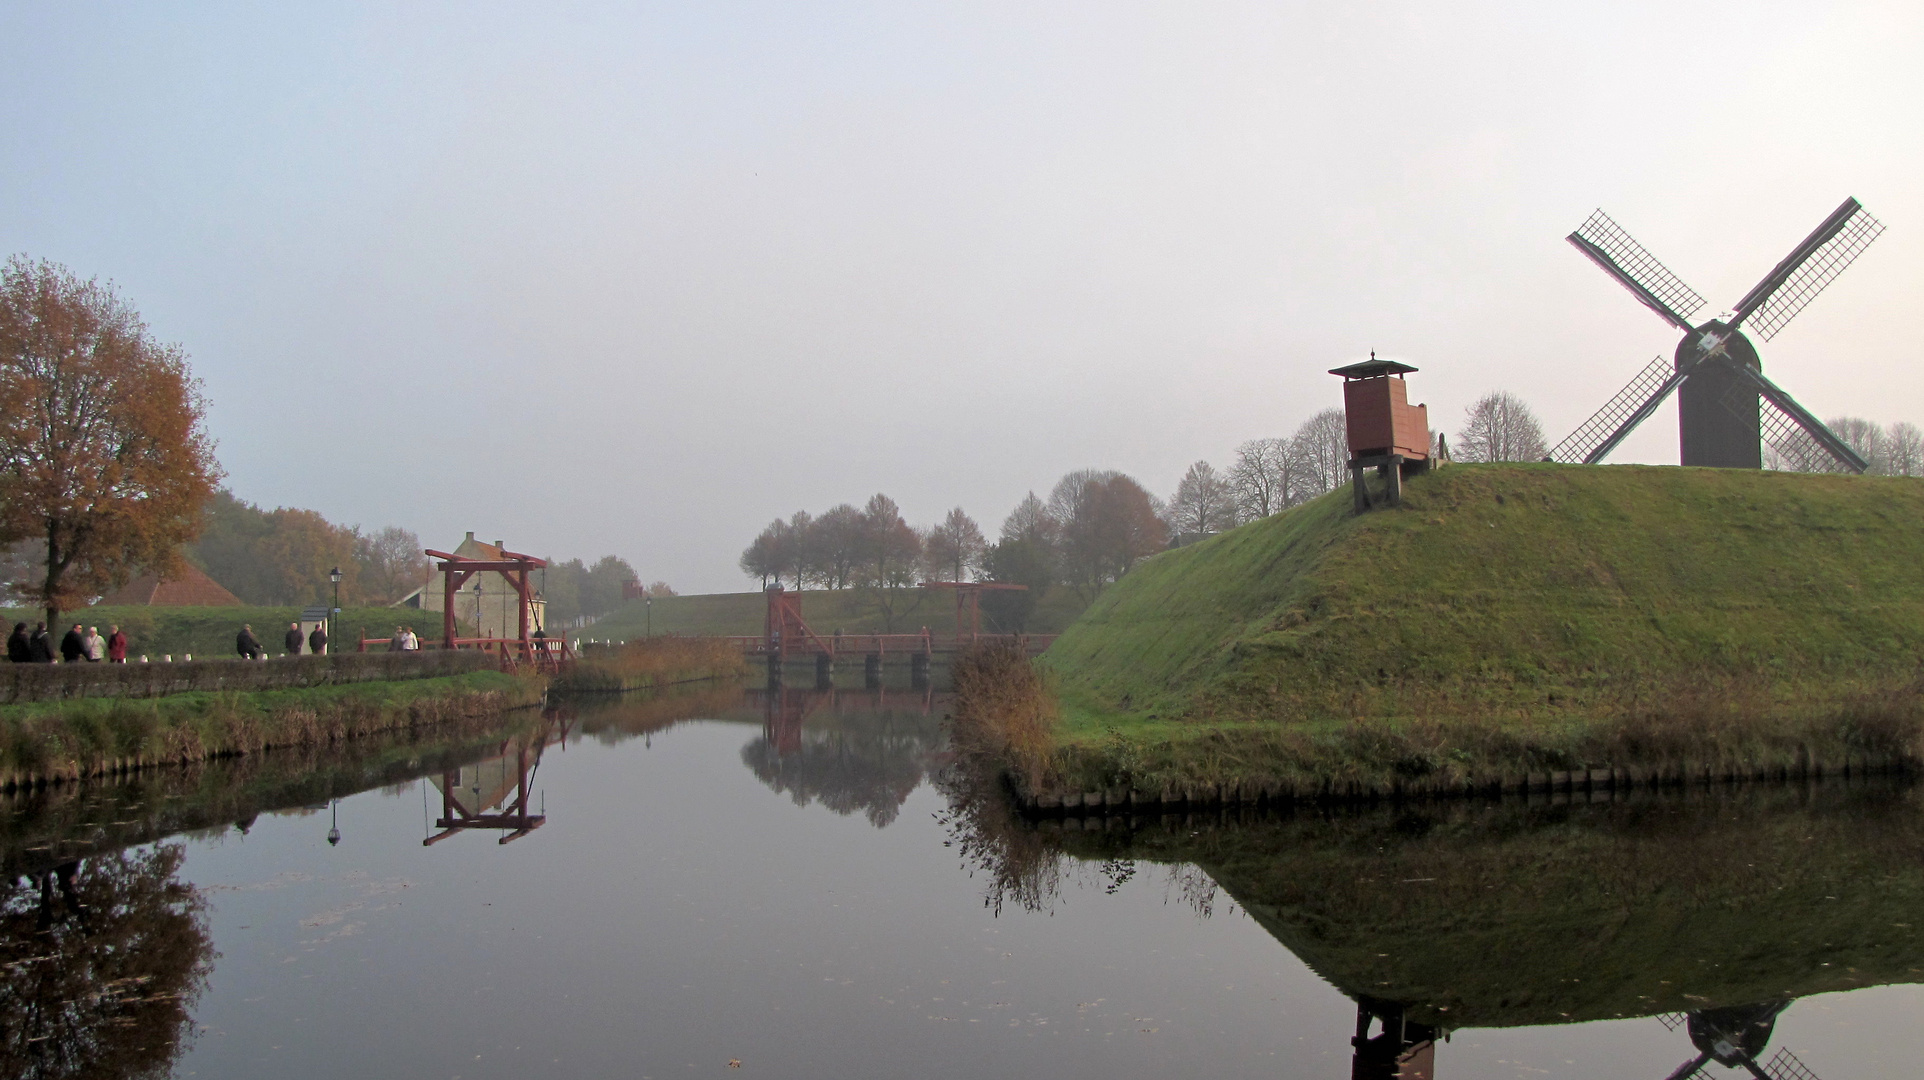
[552,637,747,695]
[955,655,1924,800]
[949,642,1062,793]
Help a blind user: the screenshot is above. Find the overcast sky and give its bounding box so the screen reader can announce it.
[3,2,1919,591]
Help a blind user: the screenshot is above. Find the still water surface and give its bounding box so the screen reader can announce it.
[5,680,1922,1078]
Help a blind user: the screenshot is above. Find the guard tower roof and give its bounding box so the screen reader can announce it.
[1329,357,1419,380]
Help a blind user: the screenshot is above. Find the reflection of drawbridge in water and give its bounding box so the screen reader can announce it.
[423,709,574,846]
[740,683,945,828]
[745,683,936,757]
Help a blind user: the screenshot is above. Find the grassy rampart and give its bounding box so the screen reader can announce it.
[572,585,1091,641]
[966,465,1924,801]
[0,670,540,790]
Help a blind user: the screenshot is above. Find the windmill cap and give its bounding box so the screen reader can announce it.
[1330,358,1418,379]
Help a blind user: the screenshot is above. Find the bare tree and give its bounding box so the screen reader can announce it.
[1456,392,1548,463]
[739,521,783,588]
[1168,460,1239,540]
[353,525,426,604]
[1049,470,1166,596]
[1000,491,1057,547]
[1291,408,1350,497]
[1227,437,1299,518]
[813,503,864,588]
[1887,422,1924,477]
[924,507,987,582]
[1827,416,1889,474]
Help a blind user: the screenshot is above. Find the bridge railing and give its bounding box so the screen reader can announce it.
[358,633,574,674]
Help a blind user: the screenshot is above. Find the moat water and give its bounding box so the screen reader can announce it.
[3,678,1921,1078]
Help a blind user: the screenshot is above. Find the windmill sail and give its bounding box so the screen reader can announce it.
[1549,355,1685,464]
[1764,1047,1822,1080]
[1731,198,1885,340]
[1735,365,1868,473]
[1568,210,1707,331]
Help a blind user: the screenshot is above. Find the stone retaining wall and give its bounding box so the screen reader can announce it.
[0,651,497,706]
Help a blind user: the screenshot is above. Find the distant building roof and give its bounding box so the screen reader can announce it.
[98,564,245,607]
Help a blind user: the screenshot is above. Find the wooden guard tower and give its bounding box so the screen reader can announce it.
[1331,355,1431,513]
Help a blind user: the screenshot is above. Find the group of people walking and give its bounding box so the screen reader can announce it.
[235,621,331,660]
[5,622,127,663]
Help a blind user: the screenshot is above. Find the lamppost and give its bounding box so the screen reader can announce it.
[328,567,342,655]
[646,593,652,638]
[472,580,484,643]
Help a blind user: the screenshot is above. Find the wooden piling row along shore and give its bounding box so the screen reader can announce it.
[1012,754,1912,816]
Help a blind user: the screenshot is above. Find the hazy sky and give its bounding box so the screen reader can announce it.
[4,2,1919,591]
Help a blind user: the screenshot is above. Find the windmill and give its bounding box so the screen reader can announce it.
[1549,197,1884,472]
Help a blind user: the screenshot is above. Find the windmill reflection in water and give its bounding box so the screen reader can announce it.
[422,707,573,846]
[1349,998,1819,1080]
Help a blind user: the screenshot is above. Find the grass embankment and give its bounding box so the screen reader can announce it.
[549,637,748,695]
[0,670,540,790]
[2,704,554,879]
[963,464,1924,802]
[0,605,470,660]
[573,585,1091,641]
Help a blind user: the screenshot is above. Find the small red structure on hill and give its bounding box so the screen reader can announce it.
[1331,354,1432,512]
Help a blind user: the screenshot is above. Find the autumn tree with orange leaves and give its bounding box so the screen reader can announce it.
[0,257,219,627]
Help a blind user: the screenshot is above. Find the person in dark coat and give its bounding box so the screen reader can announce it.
[236,624,263,660]
[107,625,128,663]
[58,624,85,663]
[285,622,304,656]
[6,623,28,662]
[308,623,328,656]
[28,623,54,663]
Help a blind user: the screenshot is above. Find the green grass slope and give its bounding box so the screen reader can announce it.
[1049,463,1924,737]
[575,585,1092,641]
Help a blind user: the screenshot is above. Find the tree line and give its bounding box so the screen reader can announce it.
[743,389,1924,632]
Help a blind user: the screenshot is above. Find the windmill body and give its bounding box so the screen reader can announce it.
[1674,320,1763,469]
[1551,198,1884,473]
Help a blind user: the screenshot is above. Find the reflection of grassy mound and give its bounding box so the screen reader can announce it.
[1036,781,1924,1028]
[1028,465,1924,795]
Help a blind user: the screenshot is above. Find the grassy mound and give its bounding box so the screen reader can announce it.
[572,585,1092,641]
[1020,464,1924,794]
